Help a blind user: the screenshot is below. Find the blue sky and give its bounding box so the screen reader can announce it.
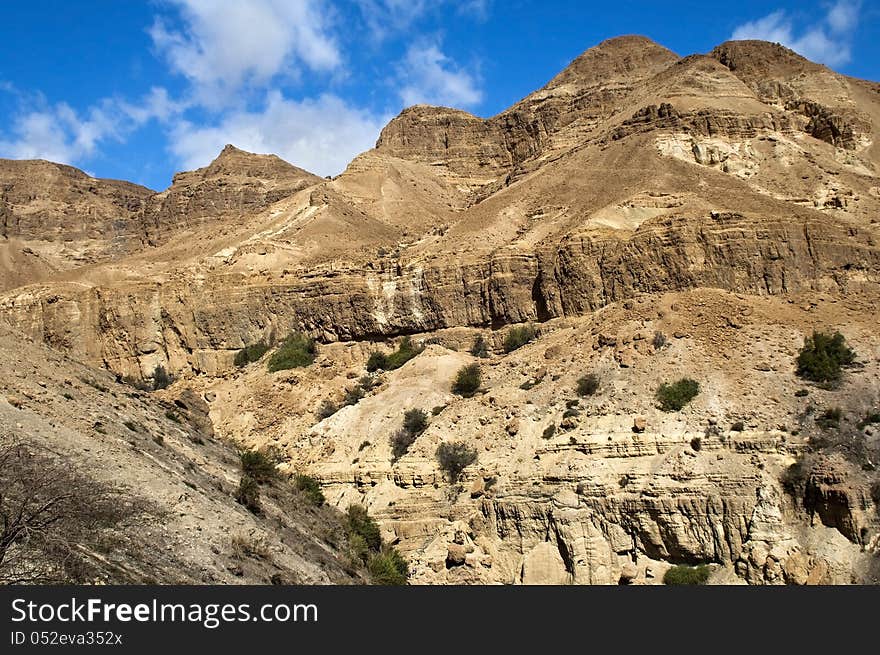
[1,0,877,190]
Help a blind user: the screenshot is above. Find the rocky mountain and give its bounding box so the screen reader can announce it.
[1,36,878,584]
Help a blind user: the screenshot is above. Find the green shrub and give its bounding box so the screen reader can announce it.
[384,336,423,370]
[346,505,382,556]
[503,324,537,353]
[390,429,417,462]
[365,351,388,372]
[796,330,855,385]
[403,408,428,436]
[234,341,270,367]
[436,441,477,483]
[452,363,481,397]
[542,424,557,439]
[368,548,409,585]
[267,332,317,372]
[656,378,700,412]
[236,475,261,513]
[663,564,710,585]
[293,474,325,506]
[576,373,600,397]
[470,335,489,358]
[240,449,277,483]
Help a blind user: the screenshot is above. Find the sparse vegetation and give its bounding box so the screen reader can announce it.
[452,363,481,397]
[293,474,325,506]
[542,424,557,439]
[234,341,270,367]
[267,332,317,372]
[391,408,429,462]
[576,373,600,397]
[795,389,809,398]
[366,336,423,372]
[240,449,278,483]
[731,421,745,432]
[236,475,261,514]
[470,335,489,358]
[796,330,855,386]
[690,436,702,451]
[652,331,668,350]
[857,412,880,431]
[152,365,172,391]
[431,405,446,416]
[656,378,700,412]
[316,399,339,420]
[345,505,408,585]
[663,564,711,585]
[343,376,378,407]
[436,441,478,483]
[503,324,537,353]
[816,407,842,430]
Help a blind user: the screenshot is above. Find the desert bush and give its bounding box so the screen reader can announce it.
[267,332,317,372]
[690,436,702,451]
[563,408,580,418]
[152,365,172,390]
[796,330,855,385]
[0,442,149,584]
[368,548,409,585]
[234,341,270,367]
[576,373,600,397]
[795,389,809,398]
[816,407,842,430]
[652,331,668,350]
[316,399,339,419]
[857,412,880,430]
[542,424,557,439]
[656,378,700,412]
[365,351,388,372]
[436,442,477,483]
[503,324,537,353]
[346,505,382,557]
[470,335,489,358]
[663,564,710,585]
[431,405,446,415]
[240,449,277,483]
[730,421,744,432]
[452,363,481,397]
[236,475,261,513]
[384,336,423,370]
[403,408,428,436]
[293,474,325,506]
[390,429,417,462]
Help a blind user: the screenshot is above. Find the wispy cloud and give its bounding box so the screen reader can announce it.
[150,0,342,108]
[396,41,483,108]
[0,86,180,167]
[169,91,389,177]
[354,0,491,42]
[731,0,862,67]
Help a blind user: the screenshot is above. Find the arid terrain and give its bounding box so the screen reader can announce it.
[1,36,878,584]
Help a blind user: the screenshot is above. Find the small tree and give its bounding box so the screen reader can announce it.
[656,378,700,412]
[368,548,409,585]
[796,330,855,385]
[436,442,477,483]
[234,341,270,367]
[346,505,382,557]
[403,408,428,435]
[452,363,481,397]
[366,351,388,372]
[576,373,600,397]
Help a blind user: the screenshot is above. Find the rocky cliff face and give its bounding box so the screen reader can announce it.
[1,35,879,584]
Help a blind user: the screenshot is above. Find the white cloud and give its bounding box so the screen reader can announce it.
[731,0,862,67]
[396,42,483,108]
[168,91,390,176]
[354,0,490,41]
[0,88,180,166]
[150,0,341,107]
